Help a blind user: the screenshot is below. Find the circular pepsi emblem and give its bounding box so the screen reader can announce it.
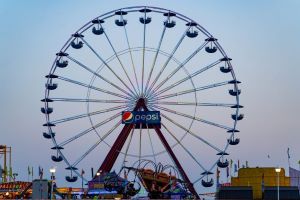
[122,111,133,123]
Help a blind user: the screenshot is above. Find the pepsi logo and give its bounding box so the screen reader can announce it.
[121,111,161,125]
[122,111,133,122]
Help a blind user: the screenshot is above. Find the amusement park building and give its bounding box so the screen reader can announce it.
[217,167,300,200]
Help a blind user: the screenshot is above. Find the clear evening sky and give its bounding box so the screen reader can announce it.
[0,0,300,193]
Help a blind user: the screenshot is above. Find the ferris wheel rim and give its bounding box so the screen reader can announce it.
[42,6,242,190]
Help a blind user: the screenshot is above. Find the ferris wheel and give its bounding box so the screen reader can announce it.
[42,6,243,197]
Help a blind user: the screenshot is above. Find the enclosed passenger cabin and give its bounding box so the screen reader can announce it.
[115,10,128,26]
[217,159,229,168]
[115,19,127,26]
[201,171,214,186]
[231,114,244,120]
[41,107,53,114]
[51,155,63,162]
[164,20,176,28]
[45,83,57,90]
[139,17,151,24]
[56,60,68,68]
[66,176,77,182]
[220,66,231,73]
[163,12,176,28]
[92,19,104,35]
[229,89,241,96]
[70,33,84,49]
[92,26,104,35]
[186,30,198,38]
[186,22,198,38]
[139,8,152,25]
[205,46,217,53]
[202,178,214,187]
[228,138,240,145]
[43,132,55,139]
[205,37,218,53]
[71,41,83,49]
[56,52,68,69]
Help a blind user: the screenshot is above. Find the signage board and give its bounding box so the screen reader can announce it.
[122,111,161,125]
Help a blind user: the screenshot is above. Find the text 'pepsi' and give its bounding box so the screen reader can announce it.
[122,111,161,124]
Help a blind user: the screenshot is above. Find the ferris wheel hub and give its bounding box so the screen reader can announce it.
[136,98,147,108]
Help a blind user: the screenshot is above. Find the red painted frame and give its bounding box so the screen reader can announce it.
[95,98,199,198]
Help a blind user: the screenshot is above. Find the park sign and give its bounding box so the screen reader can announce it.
[122,111,161,125]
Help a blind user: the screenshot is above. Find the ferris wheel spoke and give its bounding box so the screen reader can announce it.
[161,113,223,153]
[150,41,209,95]
[147,125,157,163]
[58,112,121,147]
[81,38,138,98]
[144,24,167,96]
[141,10,148,96]
[71,120,122,168]
[154,105,232,131]
[100,25,140,97]
[153,80,231,101]
[121,125,135,168]
[161,123,206,171]
[154,59,222,96]
[122,18,140,95]
[139,128,142,165]
[67,55,136,99]
[57,76,130,100]
[145,26,191,97]
[152,101,239,108]
[50,98,128,104]
[49,105,125,125]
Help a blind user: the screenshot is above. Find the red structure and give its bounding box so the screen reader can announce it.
[96,98,199,198]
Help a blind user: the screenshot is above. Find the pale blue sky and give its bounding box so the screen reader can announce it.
[0,0,300,194]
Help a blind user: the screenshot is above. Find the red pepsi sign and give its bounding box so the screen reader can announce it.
[122,111,161,125]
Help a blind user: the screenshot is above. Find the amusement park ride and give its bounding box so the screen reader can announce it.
[42,6,243,199]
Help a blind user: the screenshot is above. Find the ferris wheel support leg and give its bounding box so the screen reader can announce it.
[154,126,200,199]
[96,124,133,174]
[95,99,146,175]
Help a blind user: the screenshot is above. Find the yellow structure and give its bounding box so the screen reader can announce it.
[231,167,290,199]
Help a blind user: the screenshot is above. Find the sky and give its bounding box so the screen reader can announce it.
[1,0,300,195]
